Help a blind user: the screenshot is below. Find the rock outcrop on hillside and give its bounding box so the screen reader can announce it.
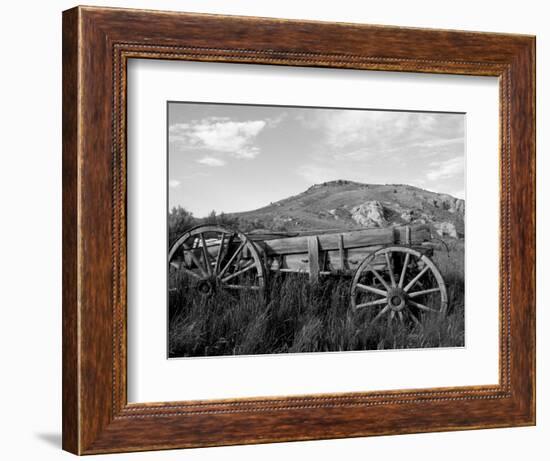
[431,195,465,214]
[433,222,458,239]
[350,201,387,228]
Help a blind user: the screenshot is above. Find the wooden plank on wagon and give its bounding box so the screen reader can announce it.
[261,224,432,256]
[394,224,431,244]
[338,234,345,271]
[263,227,394,255]
[308,236,320,283]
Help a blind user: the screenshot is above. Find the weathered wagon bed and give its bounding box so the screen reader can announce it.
[247,225,432,281]
[169,224,447,326]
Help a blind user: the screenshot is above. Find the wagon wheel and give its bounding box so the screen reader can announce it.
[350,246,447,327]
[168,225,265,296]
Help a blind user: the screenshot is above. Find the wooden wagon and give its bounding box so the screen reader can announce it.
[168,224,448,325]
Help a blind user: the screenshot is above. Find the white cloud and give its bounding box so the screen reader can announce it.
[234,146,260,159]
[197,156,225,167]
[168,179,180,188]
[426,156,464,181]
[302,111,464,161]
[317,111,412,149]
[170,117,267,160]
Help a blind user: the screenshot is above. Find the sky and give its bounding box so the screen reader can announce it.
[168,102,465,218]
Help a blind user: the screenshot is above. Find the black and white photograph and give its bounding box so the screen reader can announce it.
[167,102,465,358]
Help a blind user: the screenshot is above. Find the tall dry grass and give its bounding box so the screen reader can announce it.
[168,243,465,357]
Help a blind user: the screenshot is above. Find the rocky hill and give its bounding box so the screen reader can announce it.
[232,180,464,239]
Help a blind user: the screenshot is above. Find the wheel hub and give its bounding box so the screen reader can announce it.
[197,278,216,296]
[387,288,406,311]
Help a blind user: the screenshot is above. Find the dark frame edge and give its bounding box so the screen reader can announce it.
[62,6,81,455]
[511,34,536,427]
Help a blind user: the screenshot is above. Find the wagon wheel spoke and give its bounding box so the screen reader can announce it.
[403,265,429,292]
[235,245,244,270]
[408,300,438,313]
[214,232,227,273]
[398,252,410,288]
[356,297,387,309]
[199,233,212,276]
[408,287,441,298]
[370,267,391,291]
[170,261,202,280]
[218,240,247,279]
[221,261,257,283]
[371,304,390,324]
[225,284,261,291]
[385,310,395,328]
[397,311,405,324]
[407,308,422,326]
[183,268,202,280]
[356,283,387,297]
[385,252,396,287]
[182,241,209,278]
[216,232,236,276]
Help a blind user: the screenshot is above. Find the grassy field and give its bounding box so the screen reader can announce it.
[168,240,465,358]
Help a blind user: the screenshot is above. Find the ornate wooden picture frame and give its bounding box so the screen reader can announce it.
[62,6,535,455]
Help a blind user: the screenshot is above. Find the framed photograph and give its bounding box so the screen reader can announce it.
[62,6,535,455]
[165,102,464,360]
